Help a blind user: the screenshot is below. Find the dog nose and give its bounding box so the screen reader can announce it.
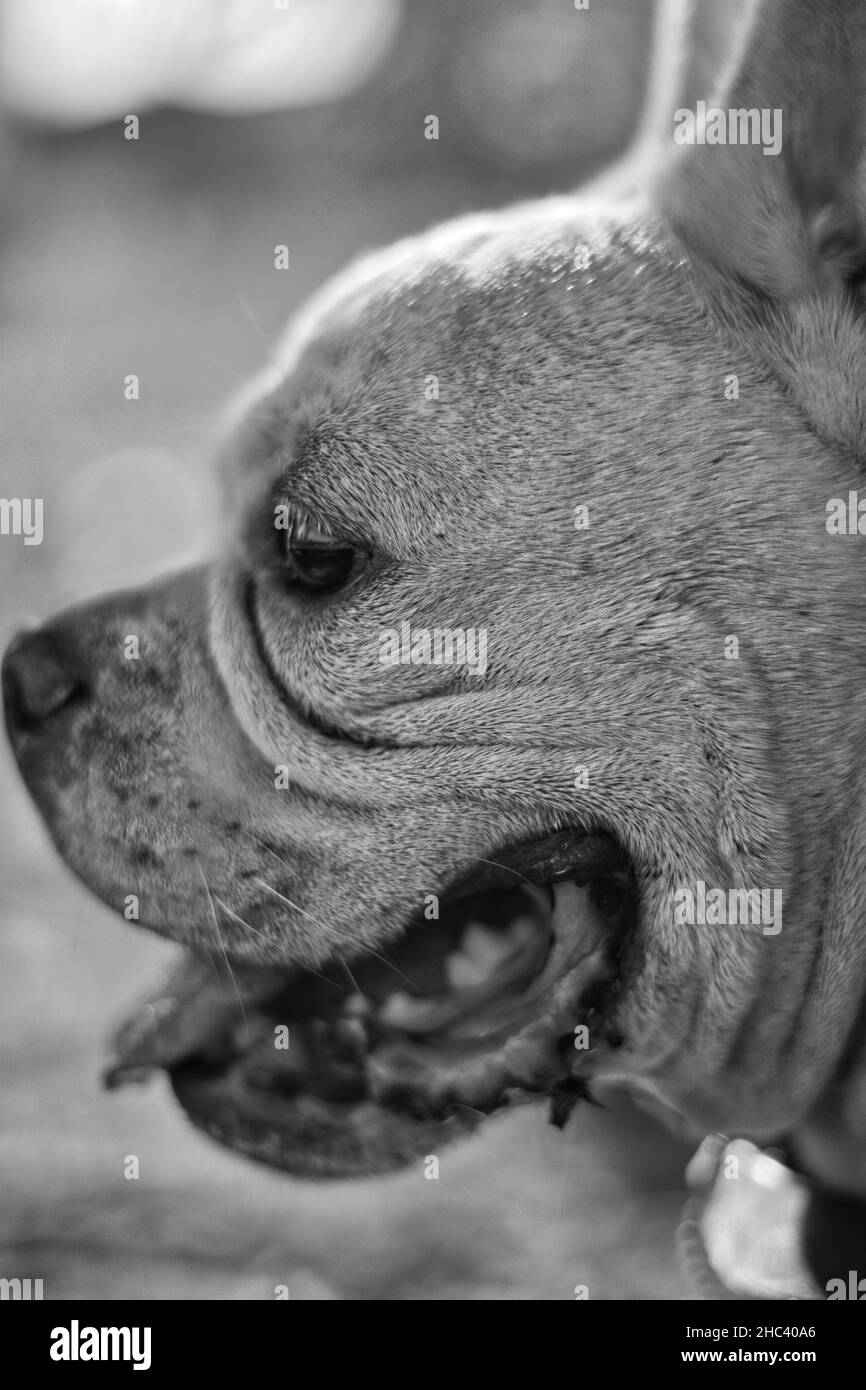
[2,628,88,730]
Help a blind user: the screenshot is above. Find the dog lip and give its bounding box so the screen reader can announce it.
[159,881,618,1177]
[103,948,486,1176]
[104,832,635,1177]
[446,827,633,899]
[168,1062,482,1179]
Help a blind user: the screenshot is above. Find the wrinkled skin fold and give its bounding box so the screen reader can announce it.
[5,0,866,1192]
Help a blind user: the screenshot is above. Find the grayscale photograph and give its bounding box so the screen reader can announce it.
[0,0,863,1340]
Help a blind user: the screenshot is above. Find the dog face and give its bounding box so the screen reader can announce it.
[6,1,866,1183]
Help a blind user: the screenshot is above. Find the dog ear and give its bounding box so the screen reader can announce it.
[658,0,866,457]
[662,0,866,296]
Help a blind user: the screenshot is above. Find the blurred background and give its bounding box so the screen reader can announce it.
[0,0,740,1299]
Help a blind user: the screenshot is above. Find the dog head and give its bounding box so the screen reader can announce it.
[6,0,866,1183]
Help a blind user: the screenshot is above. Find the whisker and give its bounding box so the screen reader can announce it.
[197,864,247,1030]
[214,895,335,995]
[212,892,337,990]
[251,878,344,989]
[253,878,326,927]
[253,878,418,990]
[212,894,272,945]
[237,293,279,364]
[348,941,417,991]
[242,831,300,878]
[475,857,538,891]
[339,957,363,995]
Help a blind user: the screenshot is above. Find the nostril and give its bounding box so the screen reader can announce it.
[2,629,88,730]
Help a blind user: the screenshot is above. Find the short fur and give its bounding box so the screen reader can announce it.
[6,0,866,1194]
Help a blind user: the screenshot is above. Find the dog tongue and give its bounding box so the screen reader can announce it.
[104,953,281,1087]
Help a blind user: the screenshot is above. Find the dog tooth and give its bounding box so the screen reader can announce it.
[446,935,499,990]
[550,879,593,935]
[379,992,423,1027]
[506,915,537,945]
[342,992,371,1016]
[331,1016,367,1060]
[445,921,525,991]
[334,1015,366,1039]
[463,921,515,967]
[445,954,489,991]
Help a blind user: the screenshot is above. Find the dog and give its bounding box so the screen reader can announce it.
[4,0,866,1254]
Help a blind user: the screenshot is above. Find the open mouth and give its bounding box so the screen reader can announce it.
[105,830,637,1177]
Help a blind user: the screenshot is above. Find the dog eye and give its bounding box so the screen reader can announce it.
[274,503,368,597]
[286,538,356,593]
[280,522,364,596]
